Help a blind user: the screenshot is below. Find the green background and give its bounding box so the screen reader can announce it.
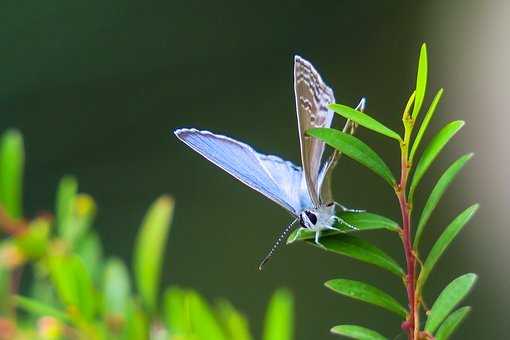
[1,0,507,338]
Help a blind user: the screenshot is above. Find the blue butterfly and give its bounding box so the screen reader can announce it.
[175,56,365,269]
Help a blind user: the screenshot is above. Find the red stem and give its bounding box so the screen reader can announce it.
[398,155,419,339]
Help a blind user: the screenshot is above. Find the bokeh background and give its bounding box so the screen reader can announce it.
[0,0,507,338]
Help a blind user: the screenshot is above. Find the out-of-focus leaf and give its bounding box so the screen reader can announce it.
[13,295,69,321]
[48,254,96,321]
[418,205,479,290]
[325,279,407,317]
[76,232,103,282]
[288,212,399,243]
[103,258,131,321]
[217,300,253,340]
[435,306,471,340]
[308,128,395,186]
[329,104,402,141]
[263,289,293,340]
[412,43,428,119]
[124,299,148,340]
[0,129,24,219]
[409,89,443,163]
[187,290,226,340]
[409,121,465,200]
[414,154,473,248]
[331,324,386,340]
[55,176,78,240]
[425,274,477,334]
[164,287,189,336]
[14,217,50,259]
[133,195,174,313]
[296,234,403,277]
[70,194,96,245]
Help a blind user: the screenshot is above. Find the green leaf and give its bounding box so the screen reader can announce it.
[325,279,407,318]
[299,234,404,277]
[0,129,24,218]
[76,232,103,282]
[187,290,227,340]
[409,120,465,200]
[133,195,174,313]
[102,258,131,320]
[14,217,50,259]
[331,325,387,340]
[412,43,428,119]
[217,300,253,340]
[425,274,477,334]
[48,254,96,320]
[13,295,70,321]
[329,104,402,141]
[418,205,479,290]
[414,153,473,248]
[263,289,294,340]
[435,306,471,340]
[409,89,444,163]
[163,286,189,336]
[124,299,148,340]
[308,128,396,186]
[55,176,78,240]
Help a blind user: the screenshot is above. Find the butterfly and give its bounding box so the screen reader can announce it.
[174,56,365,269]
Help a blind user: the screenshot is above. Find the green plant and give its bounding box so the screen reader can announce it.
[0,129,294,339]
[288,44,477,340]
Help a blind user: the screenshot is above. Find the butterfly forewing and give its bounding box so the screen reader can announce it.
[175,128,304,214]
[294,56,336,206]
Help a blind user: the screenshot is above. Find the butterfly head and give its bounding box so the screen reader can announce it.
[299,210,318,229]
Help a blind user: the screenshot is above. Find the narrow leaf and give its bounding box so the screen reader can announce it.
[124,299,148,340]
[288,211,399,243]
[308,128,395,186]
[325,279,407,317]
[0,129,24,218]
[331,325,386,340]
[414,153,473,248]
[412,43,428,119]
[163,287,189,336]
[102,258,131,320]
[425,274,477,333]
[263,289,294,340]
[409,120,465,200]
[409,89,444,163]
[13,295,70,321]
[418,205,479,290]
[301,234,404,276]
[55,176,78,240]
[187,290,227,340]
[217,300,253,340]
[435,306,471,340]
[329,104,402,141]
[133,195,174,313]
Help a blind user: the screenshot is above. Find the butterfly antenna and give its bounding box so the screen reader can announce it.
[258,218,298,270]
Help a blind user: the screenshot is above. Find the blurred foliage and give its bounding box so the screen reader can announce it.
[0,130,293,339]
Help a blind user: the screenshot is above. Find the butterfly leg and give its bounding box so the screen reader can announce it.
[288,227,307,243]
[331,215,358,231]
[333,201,365,213]
[314,231,327,249]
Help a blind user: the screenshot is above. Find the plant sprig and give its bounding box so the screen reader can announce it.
[301,43,477,340]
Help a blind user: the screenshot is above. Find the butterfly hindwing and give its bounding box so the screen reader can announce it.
[294,56,336,206]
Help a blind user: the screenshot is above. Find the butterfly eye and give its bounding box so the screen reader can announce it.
[304,210,317,225]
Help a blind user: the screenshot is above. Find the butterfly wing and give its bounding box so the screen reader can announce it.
[175,128,304,214]
[294,56,336,206]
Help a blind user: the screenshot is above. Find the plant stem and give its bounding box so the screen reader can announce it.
[398,115,420,340]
